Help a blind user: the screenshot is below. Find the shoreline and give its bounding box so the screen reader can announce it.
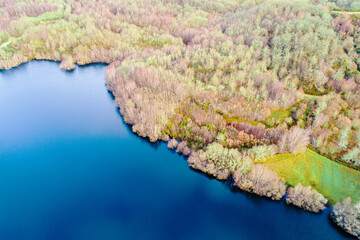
[1,58,360,239]
[1,0,360,238]
[1,59,359,203]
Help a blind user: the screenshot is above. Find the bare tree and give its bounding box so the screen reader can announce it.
[278,126,311,155]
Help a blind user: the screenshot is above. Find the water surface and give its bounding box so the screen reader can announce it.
[0,61,354,240]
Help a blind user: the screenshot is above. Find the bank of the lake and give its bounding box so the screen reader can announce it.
[0,61,355,240]
[263,149,360,204]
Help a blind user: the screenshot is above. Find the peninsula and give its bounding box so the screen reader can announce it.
[1,0,360,238]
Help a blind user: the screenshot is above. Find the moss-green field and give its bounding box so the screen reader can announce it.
[263,149,360,204]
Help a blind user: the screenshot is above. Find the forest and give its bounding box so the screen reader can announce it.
[0,0,360,238]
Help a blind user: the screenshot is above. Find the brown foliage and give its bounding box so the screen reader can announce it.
[188,151,230,180]
[106,61,188,141]
[334,14,354,36]
[230,122,265,140]
[278,126,311,155]
[167,138,178,149]
[176,141,191,156]
[60,55,75,70]
[226,130,260,148]
[330,197,360,239]
[233,164,286,200]
[286,183,328,213]
[0,52,27,69]
[6,3,57,17]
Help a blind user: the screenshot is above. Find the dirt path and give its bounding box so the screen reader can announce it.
[332,10,360,15]
[0,42,10,49]
[298,91,328,100]
[302,93,322,99]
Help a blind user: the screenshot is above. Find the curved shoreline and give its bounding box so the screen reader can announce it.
[1,0,360,237]
[2,58,359,204]
[1,59,358,238]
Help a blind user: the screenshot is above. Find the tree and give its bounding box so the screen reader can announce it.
[330,197,360,239]
[233,164,286,200]
[60,55,75,70]
[286,183,328,213]
[278,127,311,155]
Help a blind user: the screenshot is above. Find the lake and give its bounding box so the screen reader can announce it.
[0,61,354,240]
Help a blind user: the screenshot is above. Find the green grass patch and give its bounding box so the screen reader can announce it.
[220,113,260,127]
[263,108,291,127]
[2,45,10,52]
[28,4,65,22]
[263,149,360,204]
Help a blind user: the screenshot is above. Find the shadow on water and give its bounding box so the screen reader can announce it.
[328,213,359,239]
[63,62,108,74]
[187,161,282,206]
[76,62,108,70]
[0,60,108,75]
[226,177,284,205]
[0,61,30,75]
[0,60,59,75]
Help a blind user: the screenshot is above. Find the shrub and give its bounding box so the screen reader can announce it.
[201,142,252,173]
[286,183,328,213]
[330,197,360,239]
[167,138,178,149]
[188,151,232,180]
[233,164,286,200]
[278,126,311,155]
[60,54,75,70]
[248,144,278,162]
[176,141,191,156]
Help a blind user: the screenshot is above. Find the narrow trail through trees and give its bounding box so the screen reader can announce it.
[332,10,360,15]
[0,42,10,49]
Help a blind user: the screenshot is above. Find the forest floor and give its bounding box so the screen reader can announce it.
[263,149,360,204]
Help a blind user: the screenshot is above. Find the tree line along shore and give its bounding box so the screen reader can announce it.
[1,0,360,238]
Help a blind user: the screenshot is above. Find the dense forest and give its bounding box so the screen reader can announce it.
[1,0,360,238]
[323,0,360,11]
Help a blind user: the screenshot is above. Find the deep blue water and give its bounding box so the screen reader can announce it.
[0,61,354,240]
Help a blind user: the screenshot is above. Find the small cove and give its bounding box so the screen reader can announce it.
[0,61,355,240]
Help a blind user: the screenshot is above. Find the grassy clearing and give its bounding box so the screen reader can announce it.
[263,108,291,127]
[263,149,360,204]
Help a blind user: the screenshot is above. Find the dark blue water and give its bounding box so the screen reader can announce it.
[0,61,354,240]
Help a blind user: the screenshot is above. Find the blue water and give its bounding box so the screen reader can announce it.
[0,61,354,240]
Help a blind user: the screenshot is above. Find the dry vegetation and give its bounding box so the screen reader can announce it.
[286,183,328,213]
[233,164,286,200]
[330,197,360,239]
[1,0,360,237]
